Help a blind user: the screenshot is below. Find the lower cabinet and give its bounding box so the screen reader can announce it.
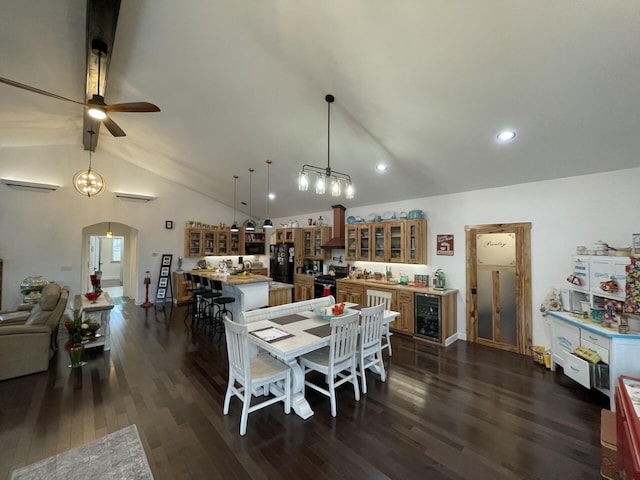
[395,290,414,334]
[294,274,314,302]
[269,286,292,307]
[336,282,365,305]
[549,311,640,410]
[172,272,191,305]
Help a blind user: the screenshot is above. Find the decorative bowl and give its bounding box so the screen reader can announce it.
[85,292,101,303]
[313,307,348,321]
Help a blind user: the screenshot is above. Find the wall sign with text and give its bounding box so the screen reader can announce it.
[437,234,454,256]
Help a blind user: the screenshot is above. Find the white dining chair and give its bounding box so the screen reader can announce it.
[300,311,360,417]
[366,289,393,356]
[223,316,291,436]
[357,303,386,394]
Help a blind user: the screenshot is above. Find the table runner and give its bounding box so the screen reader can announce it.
[271,313,307,325]
[304,324,331,338]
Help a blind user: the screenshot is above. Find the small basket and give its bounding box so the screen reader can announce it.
[531,346,546,364]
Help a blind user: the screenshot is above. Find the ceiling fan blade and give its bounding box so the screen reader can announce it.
[0,76,88,107]
[105,102,160,113]
[102,116,126,137]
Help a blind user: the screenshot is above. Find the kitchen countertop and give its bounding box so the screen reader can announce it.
[548,310,640,338]
[194,271,272,285]
[336,277,458,296]
[269,281,294,291]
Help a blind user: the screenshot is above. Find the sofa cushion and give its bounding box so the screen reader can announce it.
[39,283,61,311]
[24,305,50,326]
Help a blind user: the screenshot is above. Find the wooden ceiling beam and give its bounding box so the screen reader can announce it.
[82,0,121,151]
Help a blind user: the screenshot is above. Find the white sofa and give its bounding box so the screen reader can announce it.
[239,295,336,324]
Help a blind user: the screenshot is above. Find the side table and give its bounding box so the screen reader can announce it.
[74,292,115,351]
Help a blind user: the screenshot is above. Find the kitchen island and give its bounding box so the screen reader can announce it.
[194,271,271,319]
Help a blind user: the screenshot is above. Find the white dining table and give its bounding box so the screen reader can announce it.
[246,304,399,419]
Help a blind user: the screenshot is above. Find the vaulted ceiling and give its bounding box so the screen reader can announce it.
[1,1,639,219]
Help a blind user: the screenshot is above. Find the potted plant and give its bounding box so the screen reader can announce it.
[63,311,88,368]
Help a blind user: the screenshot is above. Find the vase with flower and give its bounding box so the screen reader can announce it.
[64,311,88,368]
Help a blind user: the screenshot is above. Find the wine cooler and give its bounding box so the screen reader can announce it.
[415,293,441,342]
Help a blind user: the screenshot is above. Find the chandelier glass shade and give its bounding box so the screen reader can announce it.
[74,130,105,197]
[297,94,354,199]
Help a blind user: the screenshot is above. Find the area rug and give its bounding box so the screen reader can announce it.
[11,424,153,480]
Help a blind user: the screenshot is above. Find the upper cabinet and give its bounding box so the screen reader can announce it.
[303,226,331,259]
[184,228,261,257]
[345,219,427,264]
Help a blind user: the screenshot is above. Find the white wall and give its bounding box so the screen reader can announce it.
[274,167,640,348]
[0,144,238,308]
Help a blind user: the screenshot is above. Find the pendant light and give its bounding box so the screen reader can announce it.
[297,94,354,199]
[230,175,239,232]
[74,130,106,197]
[245,168,255,231]
[106,222,113,237]
[262,160,273,229]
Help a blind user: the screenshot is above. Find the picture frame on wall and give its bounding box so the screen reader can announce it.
[165,220,173,230]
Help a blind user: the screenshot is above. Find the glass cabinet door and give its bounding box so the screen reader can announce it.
[203,230,215,255]
[345,225,357,260]
[373,225,386,261]
[387,222,404,262]
[357,225,372,261]
[313,228,323,257]
[217,231,229,255]
[187,229,202,257]
[304,230,312,257]
[229,230,242,255]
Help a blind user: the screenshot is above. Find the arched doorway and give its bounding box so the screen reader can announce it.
[81,222,138,300]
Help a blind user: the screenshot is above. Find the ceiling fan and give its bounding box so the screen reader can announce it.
[0,47,160,138]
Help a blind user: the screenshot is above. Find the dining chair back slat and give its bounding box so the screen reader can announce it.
[357,303,386,393]
[366,289,393,356]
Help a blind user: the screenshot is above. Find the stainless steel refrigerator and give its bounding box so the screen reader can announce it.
[270,243,295,284]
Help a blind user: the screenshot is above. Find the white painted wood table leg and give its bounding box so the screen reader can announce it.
[287,359,314,419]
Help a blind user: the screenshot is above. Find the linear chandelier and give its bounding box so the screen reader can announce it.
[298,94,354,199]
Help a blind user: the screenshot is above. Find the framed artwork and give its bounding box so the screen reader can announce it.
[160,266,170,277]
[436,234,454,256]
[156,288,166,299]
[165,220,173,230]
[159,277,168,288]
[161,254,172,266]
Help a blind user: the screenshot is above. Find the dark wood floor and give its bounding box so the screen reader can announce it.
[0,300,608,479]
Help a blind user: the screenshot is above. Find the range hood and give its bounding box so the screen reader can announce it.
[322,205,346,249]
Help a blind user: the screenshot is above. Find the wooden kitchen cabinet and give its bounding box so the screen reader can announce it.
[185,228,203,257]
[172,272,191,305]
[303,226,331,259]
[244,231,266,255]
[405,219,427,264]
[345,224,372,261]
[336,280,365,305]
[395,290,415,334]
[372,222,405,263]
[294,273,315,302]
[184,227,252,256]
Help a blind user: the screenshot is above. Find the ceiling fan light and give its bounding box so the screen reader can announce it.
[88,107,107,120]
[315,174,326,195]
[298,171,309,191]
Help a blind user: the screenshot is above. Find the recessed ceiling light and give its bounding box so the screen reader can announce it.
[268,192,275,200]
[497,129,516,142]
[376,163,388,172]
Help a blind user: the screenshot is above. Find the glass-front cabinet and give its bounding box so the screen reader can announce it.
[185,228,203,257]
[357,224,372,261]
[217,230,229,255]
[373,225,386,261]
[203,230,216,255]
[405,219,427,264]
[229,230,243,255]
[345,225,358,260]
[387,221,404,263]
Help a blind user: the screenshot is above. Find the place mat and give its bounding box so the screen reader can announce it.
[249,327,294,343]
[270,313,307,325]
[304,324,331,338]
